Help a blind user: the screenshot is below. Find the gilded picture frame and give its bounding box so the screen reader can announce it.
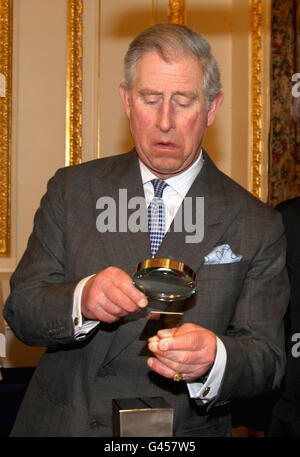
[0,0,12,257]
[167,0,186,23]
[66,0,83,166]
[250,0,263,200]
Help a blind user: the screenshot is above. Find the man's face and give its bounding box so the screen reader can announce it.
[120,51,223,179]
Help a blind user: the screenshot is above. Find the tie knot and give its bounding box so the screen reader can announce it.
[151,178,168,198]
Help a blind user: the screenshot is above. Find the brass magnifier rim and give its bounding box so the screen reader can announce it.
[133,258,196,280]
[133,258,196,302]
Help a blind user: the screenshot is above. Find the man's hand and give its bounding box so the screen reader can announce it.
[81,266,148,323]
[147,323,217,382]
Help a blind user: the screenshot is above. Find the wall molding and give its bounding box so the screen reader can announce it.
[0,0,12,256]
[66,0,83,166]
[168,0,186,23]
[250,0,264,200]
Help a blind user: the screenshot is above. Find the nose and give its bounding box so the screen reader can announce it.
[157,100,175,132]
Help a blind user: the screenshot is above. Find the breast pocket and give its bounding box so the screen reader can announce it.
[197,260,248,281]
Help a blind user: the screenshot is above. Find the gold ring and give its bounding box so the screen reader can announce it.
[173,372,183,382]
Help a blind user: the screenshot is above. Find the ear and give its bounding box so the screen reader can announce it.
[119,83,131,119]
[207,92,224,126]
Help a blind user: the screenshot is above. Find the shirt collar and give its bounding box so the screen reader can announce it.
[139,150,204,198]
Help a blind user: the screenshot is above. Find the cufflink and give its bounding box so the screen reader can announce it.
[201,386,211,397]
[74,317,80,326]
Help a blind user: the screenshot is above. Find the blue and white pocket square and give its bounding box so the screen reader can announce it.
[204,244,243,265]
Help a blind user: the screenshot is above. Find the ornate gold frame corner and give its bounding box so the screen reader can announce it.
[66,0,83,166]
[0,0,12,257]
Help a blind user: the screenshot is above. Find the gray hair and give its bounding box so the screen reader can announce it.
[123,23,222,110]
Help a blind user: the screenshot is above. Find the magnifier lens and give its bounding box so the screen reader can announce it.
[133,259,196,302]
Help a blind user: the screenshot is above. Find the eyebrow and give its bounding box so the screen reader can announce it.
[138,89,162,97]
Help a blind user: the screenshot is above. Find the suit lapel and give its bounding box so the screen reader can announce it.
[89,149,151,275]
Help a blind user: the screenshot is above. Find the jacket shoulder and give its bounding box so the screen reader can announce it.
[209,160,279,223]
[55,150,136,181]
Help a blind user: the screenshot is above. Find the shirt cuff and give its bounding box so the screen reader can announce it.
[72,274,99,339]
[186,336,227,401]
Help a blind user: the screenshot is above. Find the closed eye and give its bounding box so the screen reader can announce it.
[138,90,162,105]
[143,95,161,105]
[172,94,195,107]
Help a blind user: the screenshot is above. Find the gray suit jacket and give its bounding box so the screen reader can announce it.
[4,149,289,436]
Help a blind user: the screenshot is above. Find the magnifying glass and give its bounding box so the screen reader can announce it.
[133,258,196,344]
[132,258,196,302]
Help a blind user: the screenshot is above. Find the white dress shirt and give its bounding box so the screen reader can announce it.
[72,150,227,402]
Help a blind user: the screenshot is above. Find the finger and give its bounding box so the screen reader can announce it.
[156,328,178,339]
[156,330,213,352]
[110,268,148,308]
[94,306,121,324]
[148,353,211,382]
[155,324,206,348]
[156,323,205,340]
[117,280,148,308]
[148,340,195,365]
[90,292,128,321]
[148,335,160,343]
[147,356,181,380]
[93,267,147,310]
[148,354,211,382]
[102,284,145,313]
[99,291,128,316]
[150,352,196,374]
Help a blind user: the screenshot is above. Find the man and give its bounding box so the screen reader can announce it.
[4,23,289,437]
[269,197,300,436]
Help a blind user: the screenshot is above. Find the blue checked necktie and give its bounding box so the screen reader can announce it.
[148,178,168,258]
